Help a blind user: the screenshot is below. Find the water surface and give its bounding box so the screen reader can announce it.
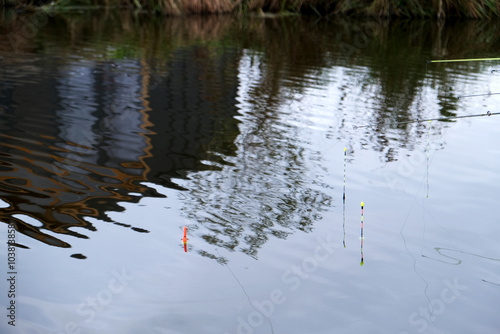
[0,11,499,334]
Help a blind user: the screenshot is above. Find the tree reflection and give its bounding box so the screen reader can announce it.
[0,12,499,259]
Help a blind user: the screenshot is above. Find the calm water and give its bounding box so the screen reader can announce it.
[0,11,499,334]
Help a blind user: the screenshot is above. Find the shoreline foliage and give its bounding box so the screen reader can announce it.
[2,0,500,18]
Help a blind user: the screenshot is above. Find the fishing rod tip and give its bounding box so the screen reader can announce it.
[487,111,491,116]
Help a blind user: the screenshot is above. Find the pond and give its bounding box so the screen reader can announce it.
[0,10,499,334]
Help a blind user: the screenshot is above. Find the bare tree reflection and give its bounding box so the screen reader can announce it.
[0,12,499,259]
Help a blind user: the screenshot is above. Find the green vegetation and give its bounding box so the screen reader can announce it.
[2,0,500,17]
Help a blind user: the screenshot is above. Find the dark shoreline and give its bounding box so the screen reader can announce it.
[2,0,500,19]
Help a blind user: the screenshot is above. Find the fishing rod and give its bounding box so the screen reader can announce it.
[459,92,500,99]
[353,111,499,129]
[427,57,500,63]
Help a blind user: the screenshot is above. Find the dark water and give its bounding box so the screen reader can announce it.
[0,10,499,334]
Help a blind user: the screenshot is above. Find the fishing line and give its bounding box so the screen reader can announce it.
[399,145,445,331]
[412,192,455,242]
[458,92,500,99]
[482,279,500,287]
[400,173,431,294]
[419,195,428,269]
[353,111,499,129]
[422,247,500,265]
[215,248,276,334]
[427,57,500,63]
[400,180,446,332]
[421,253,461,265]
[424,249,500,287]
[421,121,431,273]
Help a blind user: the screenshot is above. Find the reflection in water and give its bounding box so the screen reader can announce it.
[0,42,242,254]
[0,59,159,251]
[483,279,500,286]
[360,201,364,266]
[343,147,346,248]
[0,14,245,257]
[176,49,334,259]
[0,12,499,260]
[423,247,500,265]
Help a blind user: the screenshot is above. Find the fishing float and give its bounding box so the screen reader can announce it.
[343,148,346,248]
[182,226,188,252]
[360,201,364,266]
[353,111,499,129]
[343,201,346,248]
[343,147,346,204]
[426,120,431,199]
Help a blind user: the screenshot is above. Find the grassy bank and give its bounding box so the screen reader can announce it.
[3,0,500,18]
